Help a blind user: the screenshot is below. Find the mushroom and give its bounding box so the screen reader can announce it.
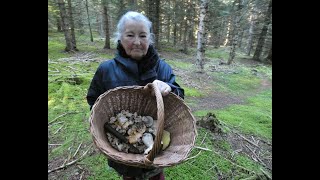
[127,122,146,144]
[142,133,154,154]
[142,116,154,128]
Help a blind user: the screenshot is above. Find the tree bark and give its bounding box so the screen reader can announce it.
[196,0,208,73]
[246,0,258,56]
[227,0,242,65]
[67,0,77,50]
[265,46,272,62]
[85,0,93,42]
[253,0,272,61]
[57,0,74,52]
[102,0,110,49]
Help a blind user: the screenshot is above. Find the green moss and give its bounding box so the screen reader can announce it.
[184,87,203,97]
[215,90,272,140]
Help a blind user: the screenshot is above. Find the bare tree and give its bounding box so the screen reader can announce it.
[196,0,208,73]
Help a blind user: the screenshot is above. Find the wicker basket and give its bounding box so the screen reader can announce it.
[89,82,197,168]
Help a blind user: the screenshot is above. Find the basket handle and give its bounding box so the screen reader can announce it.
[143,82,164,164]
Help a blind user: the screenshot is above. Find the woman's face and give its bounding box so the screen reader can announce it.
[121,20,149,60]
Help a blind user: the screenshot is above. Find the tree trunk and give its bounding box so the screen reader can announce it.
[102,0,110,49]
[189,2,195,47]
[67,0,77,50]
[173,0,177,46]
[196,0,208,73]
[246,0,258,56]
[183,2,191,54]
[253,0,272,61]
[265,46,272,62]
[223,16,231,46]
[85,0,93,42]
[57,0,74,52]
[118,0,125,21]
[227,0,243,65]
[56,17,63,32]
[129,0,137,11]
[166,12,171,43]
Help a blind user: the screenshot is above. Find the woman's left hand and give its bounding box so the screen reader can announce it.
[153,80,172,96]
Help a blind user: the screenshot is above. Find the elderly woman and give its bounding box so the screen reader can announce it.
[86,11,184,180]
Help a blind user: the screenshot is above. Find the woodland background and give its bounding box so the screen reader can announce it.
[48,0,272,179]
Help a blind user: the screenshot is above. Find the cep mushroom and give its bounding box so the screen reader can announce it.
[142,116,154,128]
[127,122,146,144]
[142,133,154,154]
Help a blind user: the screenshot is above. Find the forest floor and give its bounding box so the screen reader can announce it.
[48,45,272,180]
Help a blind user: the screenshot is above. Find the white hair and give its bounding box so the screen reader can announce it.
[113,11,155,45]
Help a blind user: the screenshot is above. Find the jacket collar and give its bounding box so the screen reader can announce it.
[114,54,157,81]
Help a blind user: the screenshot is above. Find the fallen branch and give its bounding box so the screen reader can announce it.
[235,133,259,148]
[48,144,92,174]
[245,144,265,166]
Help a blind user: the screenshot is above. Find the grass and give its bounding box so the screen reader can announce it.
[193,89,272,140]
[48,31,272,179]
[165,59,193,70]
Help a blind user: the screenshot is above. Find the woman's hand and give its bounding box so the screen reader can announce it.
[153,80,172,96]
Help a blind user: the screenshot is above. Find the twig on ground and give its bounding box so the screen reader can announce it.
[260,167,272,179]
[48,112,79,125]
[48,68,60,73]
[48,144,92,174]
[200,132,208,145]
[231,148,242,158]
[73,142,83,158]
[53,125,64,135]
[48,121,63,127]
[194,146,212,151]
[245,145,270,171]
[79,171,85,180]
[235,133,259,148]
[257,137,272,146]
[48,144,62,146]
[185,131,210,161]
[185,151,202,161]
[212,150,256,175]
